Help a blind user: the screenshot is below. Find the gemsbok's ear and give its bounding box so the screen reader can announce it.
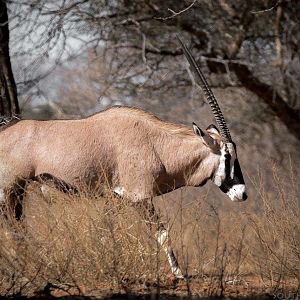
[192,122,205,137]
[192,122,218,150]
[206,124,224,143]
[206,124,220,135]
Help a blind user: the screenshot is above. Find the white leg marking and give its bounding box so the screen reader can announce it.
[0,189,5,204]
[227,184,246,202]
[40,184,51,196]
[156,228,184,279]
[113,186,125,197]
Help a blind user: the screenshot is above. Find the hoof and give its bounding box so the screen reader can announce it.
[174,274,191,281]
[183,274,192,281]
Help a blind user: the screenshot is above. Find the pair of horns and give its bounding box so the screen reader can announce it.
[177,36,232,143]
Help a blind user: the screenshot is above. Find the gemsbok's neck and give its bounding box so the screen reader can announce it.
[154,130,219,188]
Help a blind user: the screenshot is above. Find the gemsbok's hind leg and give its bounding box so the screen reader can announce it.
[33,173,78,195]
[135,199,184,279]
[0,179,27,221]
[11,179,27,220]
[0,174,78,220]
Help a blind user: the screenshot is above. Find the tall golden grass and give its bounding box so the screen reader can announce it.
[0,165,299,298]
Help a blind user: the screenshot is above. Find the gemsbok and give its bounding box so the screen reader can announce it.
[0,38,247,279]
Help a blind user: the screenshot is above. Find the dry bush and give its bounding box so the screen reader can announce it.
[0,166,299,298]
[156,194,252,297]
[0,184,162,297]
[246,164,300,291]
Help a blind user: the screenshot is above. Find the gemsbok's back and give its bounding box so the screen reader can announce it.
[0,38,247,279]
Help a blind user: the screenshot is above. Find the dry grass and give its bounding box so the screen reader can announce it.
[0,167,299,299]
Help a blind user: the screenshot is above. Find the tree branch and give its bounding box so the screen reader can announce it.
[155,0,197,20]
[0,0,19,117]
[228,61,300,140]
[274,0,283,68]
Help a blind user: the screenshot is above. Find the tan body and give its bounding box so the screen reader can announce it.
[0,106,224,279]
[0,106,219,200]
[0,40,247,279]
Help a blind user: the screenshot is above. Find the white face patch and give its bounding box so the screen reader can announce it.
[213,146,227,186]
[213,143,237,186]
[227,184,246,202]
[212,142,247,202]
[226,143,236,179]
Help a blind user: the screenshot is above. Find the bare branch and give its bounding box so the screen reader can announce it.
[250,0,291,14]
[217,0,237,17]
[40,0,89,16]
[155,0,197,20]
[274,0,284,68]
[229,61,300,141]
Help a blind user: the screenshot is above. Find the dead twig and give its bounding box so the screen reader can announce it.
[155,0,197,20]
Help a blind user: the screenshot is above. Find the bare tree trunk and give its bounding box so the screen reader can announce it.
[0,0,19,117]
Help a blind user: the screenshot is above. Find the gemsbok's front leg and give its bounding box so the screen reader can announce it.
[135,199,184,279]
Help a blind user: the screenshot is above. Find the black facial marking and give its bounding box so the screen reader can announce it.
[233,159,245,184]
[219,158,245,193]
[224,153,231,177]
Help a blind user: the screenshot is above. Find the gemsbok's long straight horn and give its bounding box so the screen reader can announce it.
[177,36,232,143]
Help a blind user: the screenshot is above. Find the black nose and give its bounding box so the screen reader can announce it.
[242,192,248,201]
